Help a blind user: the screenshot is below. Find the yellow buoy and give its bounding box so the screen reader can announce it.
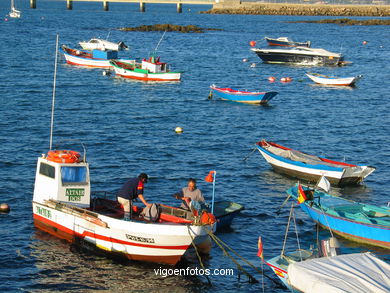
[0,203,10,213]
[175,127,183,133]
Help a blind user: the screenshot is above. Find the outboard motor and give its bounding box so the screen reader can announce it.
[320,236,340,257]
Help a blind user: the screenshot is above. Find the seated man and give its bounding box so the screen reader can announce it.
[117,173,151,220]
[174,178,205,211]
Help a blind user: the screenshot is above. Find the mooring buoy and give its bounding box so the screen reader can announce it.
[0,203,10,213]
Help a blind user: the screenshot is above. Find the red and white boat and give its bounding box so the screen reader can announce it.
[61,45,134,68]
[110,56,181,82]
[32,149,215,265]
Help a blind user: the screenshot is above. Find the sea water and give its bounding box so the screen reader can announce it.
[0,1,389,292]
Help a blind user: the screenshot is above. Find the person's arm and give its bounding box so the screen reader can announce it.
[138,194,151,207]
[174,189,184,200]
[198,190,205,203]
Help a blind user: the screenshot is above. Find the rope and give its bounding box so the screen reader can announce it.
[206,228,282,286]
[243,147,257,161]
[187,226,211,285]
[206,230,258,283]
[281,203,294,256]
[292,207,303,261]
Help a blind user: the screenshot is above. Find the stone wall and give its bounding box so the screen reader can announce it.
[206,2,390,16]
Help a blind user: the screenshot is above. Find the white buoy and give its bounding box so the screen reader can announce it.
[242,58,248,62]
[175,127,183,133]
[0,203,10,213]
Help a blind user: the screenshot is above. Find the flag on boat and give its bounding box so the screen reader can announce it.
[205,171,216,183]
[257,236,264,260]
[297,183,307,204]
[317,175,331,193]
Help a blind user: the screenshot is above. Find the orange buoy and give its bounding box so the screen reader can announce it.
[47,150,81,163]
[363,41,367,45]
[249,40,256,47]
[0,203,10,213]
[268,76,276,82]
[280,77,292,83]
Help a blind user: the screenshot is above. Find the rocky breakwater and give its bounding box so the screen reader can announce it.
[203,2,390,17]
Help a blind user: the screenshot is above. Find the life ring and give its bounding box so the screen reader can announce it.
[47,150,80,163]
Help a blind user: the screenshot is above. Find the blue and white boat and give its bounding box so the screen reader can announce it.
[255,140,375,186]
[287,184,390,249]
[209,85,278,104]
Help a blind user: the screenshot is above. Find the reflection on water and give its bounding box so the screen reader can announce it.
[308,83,355,90]
[29,231,211,292]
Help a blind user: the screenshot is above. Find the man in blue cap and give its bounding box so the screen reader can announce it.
[117,173,151,220]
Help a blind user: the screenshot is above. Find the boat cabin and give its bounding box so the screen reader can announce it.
[33,151,91,208]
[142,56,167,73]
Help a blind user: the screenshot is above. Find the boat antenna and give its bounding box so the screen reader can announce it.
[49,34,59,151]
[153,30,167,55]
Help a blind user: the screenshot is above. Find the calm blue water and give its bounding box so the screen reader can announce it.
[1,1,389,292]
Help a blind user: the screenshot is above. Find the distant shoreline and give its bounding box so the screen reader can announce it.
[203,2,390,16]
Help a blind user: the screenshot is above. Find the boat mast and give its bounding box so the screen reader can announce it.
[49,34,59,150]
[153,30,167,55]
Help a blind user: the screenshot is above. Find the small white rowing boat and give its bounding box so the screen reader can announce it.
[306,72,362,86]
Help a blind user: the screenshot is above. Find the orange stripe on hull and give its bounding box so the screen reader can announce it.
[116,74,179,82]
[33,213,190,250]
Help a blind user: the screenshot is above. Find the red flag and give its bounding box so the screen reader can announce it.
[257,236,264,260]
[205,171,215,183]
[297,183,308,204]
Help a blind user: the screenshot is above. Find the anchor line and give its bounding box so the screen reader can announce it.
[243,147,257,161]
[187,226,212,285]
[206,229,281,286]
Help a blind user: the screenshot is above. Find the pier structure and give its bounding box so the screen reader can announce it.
[28,0,390,16]
[29,0,214,13]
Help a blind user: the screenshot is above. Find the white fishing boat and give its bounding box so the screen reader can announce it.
[79,38,128,51]
[109,31,181,82]
[9,0,21,18]
[306,72,362,86]
[33,36,215,266]
[110,57,182,82]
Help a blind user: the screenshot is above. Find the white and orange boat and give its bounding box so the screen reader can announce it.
[32,148,215,265]
[33,37,214,266]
